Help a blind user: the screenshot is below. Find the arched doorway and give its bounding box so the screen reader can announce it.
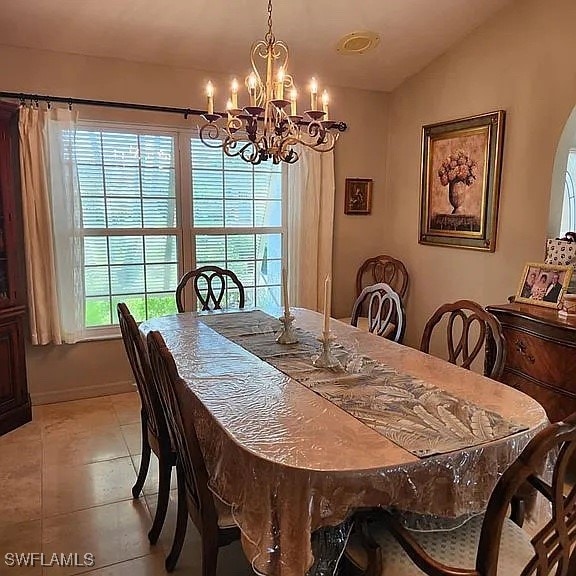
[549,106,576,237]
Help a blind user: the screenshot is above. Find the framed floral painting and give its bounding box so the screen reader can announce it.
[419,111,505,251]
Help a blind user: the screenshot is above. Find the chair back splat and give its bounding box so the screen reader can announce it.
[351,283,406,344]
[175,265,245,312]
[420,299,506,380]
[356,255,409,301]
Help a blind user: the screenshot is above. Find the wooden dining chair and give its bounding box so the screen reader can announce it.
[419,300,506,380]
[147,330,241,574]
[117,303,176,545]
[350,283,406,343]
[175,265,245,312]
[344,412,576,576]
[356,255,409,302]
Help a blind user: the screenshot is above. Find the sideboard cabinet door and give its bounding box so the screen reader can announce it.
[0,311,30,435]
[0,101,30,436]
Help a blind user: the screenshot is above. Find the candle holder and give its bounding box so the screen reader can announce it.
[276,312,299,345]
[305,110,326,122]
[202,113,222,123]
[312,332,342,370]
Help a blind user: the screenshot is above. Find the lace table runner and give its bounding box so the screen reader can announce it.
[200,310,527,457]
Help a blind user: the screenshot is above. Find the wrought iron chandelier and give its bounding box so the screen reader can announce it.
[199,0,346,165]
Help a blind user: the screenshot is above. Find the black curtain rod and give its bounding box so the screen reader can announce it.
[0,91,206,118]
[0,90,347,131]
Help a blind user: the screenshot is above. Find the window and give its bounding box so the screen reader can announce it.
[561,149,576,234]
[75,123,284,334]
[191,140,283,309]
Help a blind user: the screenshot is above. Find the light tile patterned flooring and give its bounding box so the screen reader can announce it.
[0,393,254,575]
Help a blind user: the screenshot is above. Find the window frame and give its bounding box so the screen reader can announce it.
[561,148,576,234]
[76,120,287,339]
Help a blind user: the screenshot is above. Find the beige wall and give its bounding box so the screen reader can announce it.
[332,87,390,317]
[0,44,389,402]
[385,0,576,349]
[9,0,574,399]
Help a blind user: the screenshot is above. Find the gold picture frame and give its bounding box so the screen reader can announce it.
[419,111,505,251]
[515,263,573,308]
[345,178,373,215]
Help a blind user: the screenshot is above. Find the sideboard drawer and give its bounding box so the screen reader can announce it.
[504,328,576,388]
[502,370,576,423]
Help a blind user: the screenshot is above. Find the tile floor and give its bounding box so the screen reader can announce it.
[2,393,574,575]
[0,393,254,575]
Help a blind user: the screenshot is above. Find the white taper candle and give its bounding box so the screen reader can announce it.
[282,266,290,318]
[323,275,331,335]
[206,81,214,115]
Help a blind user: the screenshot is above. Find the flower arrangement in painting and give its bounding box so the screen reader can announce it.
[438,150,478,186]
[437,150,478,214]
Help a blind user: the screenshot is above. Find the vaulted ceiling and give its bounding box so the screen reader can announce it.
[0,0,515,92]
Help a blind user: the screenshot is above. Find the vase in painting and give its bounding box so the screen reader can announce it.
[448,180,467,215]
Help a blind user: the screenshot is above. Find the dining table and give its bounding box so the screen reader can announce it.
[139,307,549,576]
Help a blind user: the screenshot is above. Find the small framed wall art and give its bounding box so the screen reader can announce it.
[419,110,505,251]
[345,178,373,215]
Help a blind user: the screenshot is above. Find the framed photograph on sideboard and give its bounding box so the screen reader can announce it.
[515,262,573,309]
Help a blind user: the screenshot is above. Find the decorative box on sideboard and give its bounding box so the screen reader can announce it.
[487,302,576,423]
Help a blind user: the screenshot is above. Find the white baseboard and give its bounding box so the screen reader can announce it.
[30,380,136,405]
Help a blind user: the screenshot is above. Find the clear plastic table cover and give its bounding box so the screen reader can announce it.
[200,310,528,459]
[140,308,549,576]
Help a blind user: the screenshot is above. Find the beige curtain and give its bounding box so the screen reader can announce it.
[45,108,83,343]
[18,106,62,344]
[286,147,335,311]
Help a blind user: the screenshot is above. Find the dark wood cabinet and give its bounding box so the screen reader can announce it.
[487,302,576,423]
[0,102,30,436]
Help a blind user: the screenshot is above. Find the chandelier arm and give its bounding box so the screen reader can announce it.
[277,139,299,163]
[223,139,260,164]
[198,122,226,148]
[288,132,339,153]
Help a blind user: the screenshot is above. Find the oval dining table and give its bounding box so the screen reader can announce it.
[139,307,548,576]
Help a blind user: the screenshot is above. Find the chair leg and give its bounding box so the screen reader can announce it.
[148,453,173,544]
[202,535,219,576]
[165,465,188,572]
[132,411,151,499]
[510,495,525,527]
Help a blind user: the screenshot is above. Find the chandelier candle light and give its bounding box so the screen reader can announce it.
[199,0,346,165]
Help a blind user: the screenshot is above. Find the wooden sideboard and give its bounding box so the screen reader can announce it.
[487,302,576,422]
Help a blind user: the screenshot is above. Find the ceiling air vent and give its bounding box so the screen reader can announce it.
[336,31,380,55]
